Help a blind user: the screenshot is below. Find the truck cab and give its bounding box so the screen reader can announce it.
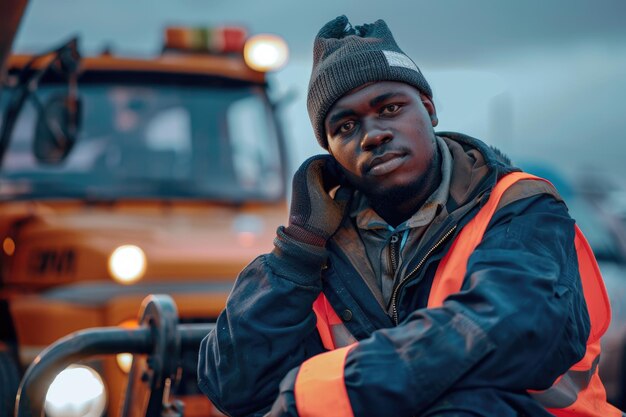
[0,27,289,417]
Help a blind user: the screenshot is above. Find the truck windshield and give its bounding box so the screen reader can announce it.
[0,81,284,202]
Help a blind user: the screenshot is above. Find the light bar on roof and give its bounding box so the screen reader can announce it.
[164,26,248,54]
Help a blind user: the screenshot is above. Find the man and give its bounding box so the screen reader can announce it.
[198,16,622,417]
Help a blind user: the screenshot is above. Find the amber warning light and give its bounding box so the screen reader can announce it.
[244,34,289,72]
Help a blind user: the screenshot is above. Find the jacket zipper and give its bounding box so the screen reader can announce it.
[391,225,457,325]
[389,233,400,275]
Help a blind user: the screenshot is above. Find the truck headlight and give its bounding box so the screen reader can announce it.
[108,244,146,284]
[45,365,107,417]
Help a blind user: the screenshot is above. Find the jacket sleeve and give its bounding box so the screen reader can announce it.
[197,227,327,417]
[288,193,591,417]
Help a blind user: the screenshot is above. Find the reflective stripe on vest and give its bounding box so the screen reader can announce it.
[429,171,620,417]
[292,298,357,417]
[312,294,357,350]
[294,344,357,417]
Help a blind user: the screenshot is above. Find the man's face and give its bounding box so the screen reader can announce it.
[325,81,438,197]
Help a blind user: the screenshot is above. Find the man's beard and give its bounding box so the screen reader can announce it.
[366,171,432,215]
[363,148,441,226]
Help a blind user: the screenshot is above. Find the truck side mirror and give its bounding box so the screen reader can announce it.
[33,93,81,164]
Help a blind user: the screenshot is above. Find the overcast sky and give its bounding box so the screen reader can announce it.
[13,0,626,185]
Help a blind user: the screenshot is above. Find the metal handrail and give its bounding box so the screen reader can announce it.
[14,295,215,417]
[15,327,153,417]
[179,324,216,349]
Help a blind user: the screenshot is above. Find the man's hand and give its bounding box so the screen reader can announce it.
[284,155,352,247]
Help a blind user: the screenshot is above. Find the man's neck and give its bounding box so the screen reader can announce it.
[368,147,442,228]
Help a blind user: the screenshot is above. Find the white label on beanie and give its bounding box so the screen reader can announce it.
[383,51,419,72]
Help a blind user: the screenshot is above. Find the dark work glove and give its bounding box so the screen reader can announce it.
[284,154,352,247]
[264,367,299,417]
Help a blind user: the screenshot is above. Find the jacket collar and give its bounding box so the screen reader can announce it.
[437,131,517,213]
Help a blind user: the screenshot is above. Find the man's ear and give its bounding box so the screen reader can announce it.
[420,94,438,127]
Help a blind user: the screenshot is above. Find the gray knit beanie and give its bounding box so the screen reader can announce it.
[307,15,432,149]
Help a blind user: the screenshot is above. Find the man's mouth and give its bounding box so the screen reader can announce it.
[367,152,407,176]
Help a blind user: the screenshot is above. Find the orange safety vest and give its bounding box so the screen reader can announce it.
[294,172,622,417]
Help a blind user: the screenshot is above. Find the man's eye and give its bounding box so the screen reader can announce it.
[381,104,400,114]
[339,121,355,133]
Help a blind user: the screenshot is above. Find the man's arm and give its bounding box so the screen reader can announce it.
[197,246,326,416]
[269,193,590,417]
[198,155,352,416]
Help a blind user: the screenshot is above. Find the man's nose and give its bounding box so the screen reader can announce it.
[360,120,392,151]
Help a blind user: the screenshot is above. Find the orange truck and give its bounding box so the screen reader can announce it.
[0,26,290,417]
